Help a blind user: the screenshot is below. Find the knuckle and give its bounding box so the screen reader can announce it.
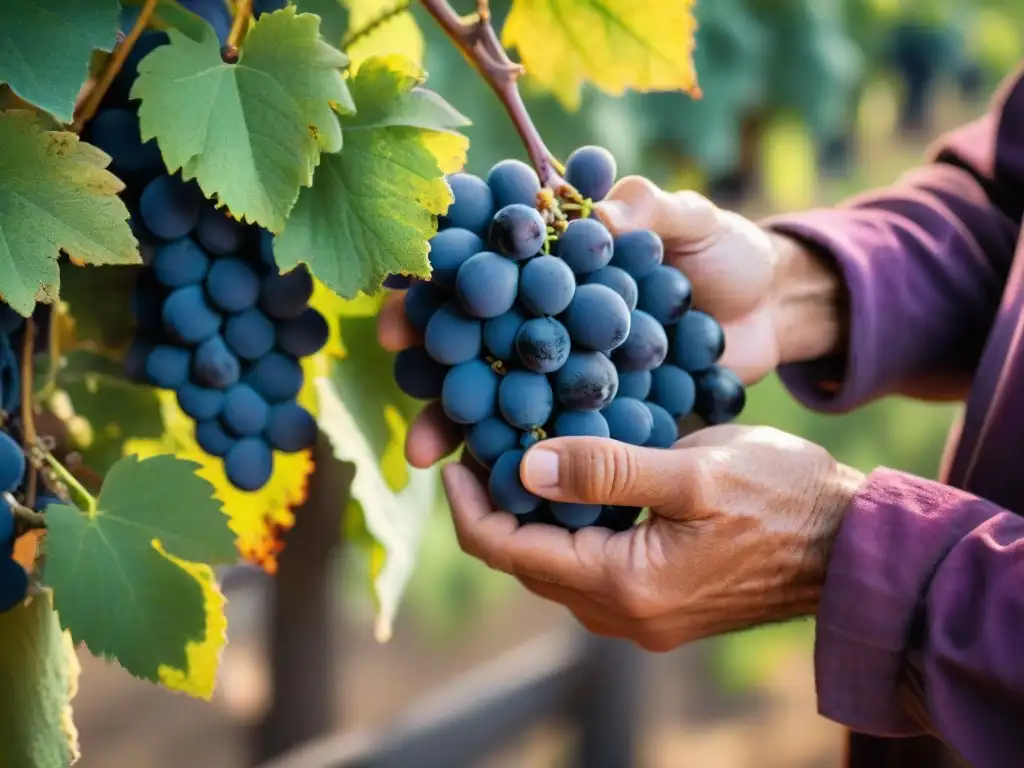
[566,441,640,502]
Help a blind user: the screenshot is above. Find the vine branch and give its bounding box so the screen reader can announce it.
[20,320,37,509]
[227,0,252,49]
[341,0,413,50]
[419,0,565,189]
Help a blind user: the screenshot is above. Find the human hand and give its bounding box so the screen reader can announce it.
[441,424,865,651]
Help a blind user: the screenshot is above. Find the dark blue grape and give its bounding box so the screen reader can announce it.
[205,257,260,313]
[611,310,668,372]
[197,207,248,255]
[490,204,546,261]
[562,284,631,352]
[192,335,240,390]
[466,417,519,468]
[637,266,692,325]
[276,307,328,357]
[139,175,204,240]
[616,370,651,400]
[0,558,28,613]
[515,317,570,373]
[644,402,679,448]
[482,305,528,361]
[225,438,273,491]
[424,302,482,365]
[176,382,225,421]
[145,344,191,389]
[486,160,541,210]
[601,397,653,445]
[557,218,613,275]
[552,410,610,438]
[550,502,603,531]
[162,285,221,345]
[224,307,276,360]
[394,346,448,400]
[404,281,448,331]
[244,351,303,402]
[123,337,155,382]
[455,251,519,318]
[565,145,617,201]
[671,310,725,372]
[519,255,575,316]
[488,450,541,515]
[554,351,618,411]
[649,364,696,417]
[441,173,494,237]
[195,419,236,457]
[693,366,745,425]
[441,358,499,425]
[106,30,168,108]
[265,402,318,452]
[86,108,162,179]
[220,383,269,437]
[260,266,313,320]
[611,230,664,279]
[427,228,485,289]
[178,0,233,42]
[0,432,25,494]
[152,237,209,288]
[583,265,638,311]
[499,370,553,429]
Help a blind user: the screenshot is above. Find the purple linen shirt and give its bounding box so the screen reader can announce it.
[762,65,1024,768]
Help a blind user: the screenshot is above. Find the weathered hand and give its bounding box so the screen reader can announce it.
[441,425,865,651]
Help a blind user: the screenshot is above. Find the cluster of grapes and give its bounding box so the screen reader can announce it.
[91,31,326,493]
[393,147,745,532]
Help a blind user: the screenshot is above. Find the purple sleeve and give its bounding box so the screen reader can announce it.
[816,468,1024,764]
[762,69,1024,412]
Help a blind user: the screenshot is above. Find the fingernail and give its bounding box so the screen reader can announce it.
[522,447,559,489]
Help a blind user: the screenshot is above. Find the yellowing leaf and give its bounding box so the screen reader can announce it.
[344,0,425,70]
[502,0,700,111]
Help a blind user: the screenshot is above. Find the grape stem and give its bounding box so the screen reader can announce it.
[227,0,253,49]
[419,0,565,188]
[5,494,46,533]
[20,320,38,509]
[71,0,160,132]
[341,0,413,50]
[41,450,97,517]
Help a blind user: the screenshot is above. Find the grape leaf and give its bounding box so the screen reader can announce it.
[0,111,139,316]
[274,54,470,298]
[0,590,81,768]
[502,0,700,110]
[43,455,237,692]
[343,0,425,69]
[0,0,119,123]
[133,6,354,231]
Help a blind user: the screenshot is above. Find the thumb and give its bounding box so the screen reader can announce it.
[594,176,721,245]
[520,437,693,508]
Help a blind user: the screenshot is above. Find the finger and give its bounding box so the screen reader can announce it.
[405,402,462,468]
[594,176,720,245]
[520,437,695,508]
[377,290,422,352]
[717,313,778,386]
[442,463,614,593]
[517,575,590,608]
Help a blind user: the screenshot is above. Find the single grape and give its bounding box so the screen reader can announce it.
[441,358,499,425]
[637,265,692,325]
[427,228,485,289]
[644,402,679,448]
[0,432,25,494]
[611,230,664,279]
[123,337,155,382]
[404,281,449,331]
[225,438,274,491]
[86,108,163,179]
[498,370,553,429]
[455,251,519,319]
[556,218,613,275]
[441,173,494,237]
[197,207,248,255]
[693,366,746,425]
[488,450,541,515]
[276,307,329,358]
[482,305,529,361]
[486,160,541,210]
[394,346,448,400]
[562,284,631,352]
[593,505,642,532]
[616,370,651,400]
[550,502,603,531]
[564,145,617,202]
[131,272,165,331]
[649,364,696,417]
[424,302,482,365]
[552,410,610,438]
[152,237,210,288]
[195,419,236,457]
[162,285,221,345]
[192,335,241,390]
[519,255,576,316]
[583,266,638,311]
[466,417,520,468]
[176,382,226,421]
[260,265,314,320]
[554,351,618,411]
[611,310,669,372]
[490,204,547,261]
[265,402,318,452]
[220,383,270,437]
[224,307,276,360]
[145,344,191,389]
[244,351,303,402]
[139,174,204,241]
[671,310,726,372]
[205,257,261,313]
[0,558,29,613]
[601,397,654,445]
[178,0,233,41]
[515,317,570,373]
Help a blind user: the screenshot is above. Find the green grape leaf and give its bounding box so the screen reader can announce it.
[0,111,139,316]
[43,455,237,689]
[502,0,700,110]
[133,6,354,231]
[0,590,81,768]
[274,54,470,298]
[0,0,120,123]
